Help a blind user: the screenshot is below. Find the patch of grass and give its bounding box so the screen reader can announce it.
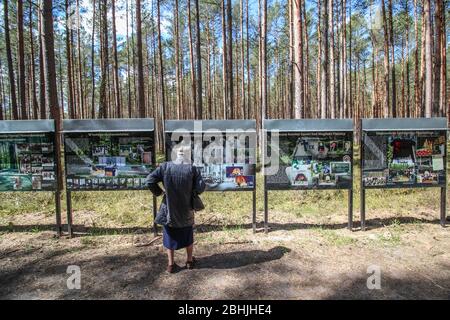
[312,227,357,246]
[80,237,99,247]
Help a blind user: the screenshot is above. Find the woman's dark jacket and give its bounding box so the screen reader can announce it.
[146,162,206,228]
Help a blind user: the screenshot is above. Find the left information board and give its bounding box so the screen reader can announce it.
[0,120,61,234]
[63,119,156,236]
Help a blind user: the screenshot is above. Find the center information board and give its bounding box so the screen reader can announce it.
[360,118,447,230]
[264,119,354,232]
[165,120,258,230]
[63,119,155,236]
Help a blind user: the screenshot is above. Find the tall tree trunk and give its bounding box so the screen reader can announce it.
[98,0,109,118]
[194,0,203,119]
[42,0,63,197]
[246,0,250,120]
[388,0,396,117]
[433,0,443,116]
[157,0,166,135]
[136,0,145,118]
[413,0,420,117]
[187,0,197,119]
[328,0,335,118]
[423,0,432,117]
[293,0,304,119]
[227,0,234,117]
[240,0,246,119]
[76,0,84,118]
[90,0,96,118]
[112,0,121,118]
[381,0,390,118]
[38,0,46,119]
[17,0,27,119]
[174,0,181,119]
[260,0,267,121]
[65,0,75,119]
[320,0,328,119]
[221,0,228,119]
[288,0,294,118]
[29,1,38,120]
[4,0,19,120]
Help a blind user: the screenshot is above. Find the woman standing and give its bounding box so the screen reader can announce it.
[146,145,205,273]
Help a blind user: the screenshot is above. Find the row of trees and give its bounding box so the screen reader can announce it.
[0,0,448,131]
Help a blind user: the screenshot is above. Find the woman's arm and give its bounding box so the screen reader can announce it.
[146,165,165,196]
[193,166,206,195]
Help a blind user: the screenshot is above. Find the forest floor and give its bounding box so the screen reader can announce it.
[1,173,450,299]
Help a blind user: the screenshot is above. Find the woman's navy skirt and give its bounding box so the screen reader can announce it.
[162,225,194,250]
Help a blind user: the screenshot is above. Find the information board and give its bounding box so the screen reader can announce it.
[362,131,446,187]
[165,120,257,192]
[263,119,354,232]
[266,132,352,189]
[63,119,156,237]
[0,121,57,192]
[64,132,154,190]
[360,117,448,230]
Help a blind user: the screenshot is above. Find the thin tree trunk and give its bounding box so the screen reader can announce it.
[424,0,432,117]
[320,0,328,119]
[381,0,390,117]
[136,0,145,118]
[3,0,18,120]
[17,0,27,119]
[38,0,46,119]
[414,0,420,117]
[194,0,203,119]
[261,0,267,121]
[227,0,234,117]
[42,0,63,194]
[98,0,109,118]
[221,0,228,119]
[187,0,197,119]
[65,0,75,119]
[293,0,304,119]
[76,0,84,118]
[112,0,121,118]
[328,0,335,118]
[29,1,38,120]
[240,0,246,119]
[174,0,181,119]
[156,0,166,135]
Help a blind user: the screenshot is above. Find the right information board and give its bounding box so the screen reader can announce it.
[362,130,446,188]
[360,118,448,230]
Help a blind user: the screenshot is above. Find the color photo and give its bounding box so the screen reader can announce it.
[362,131,446,187]
[266,132,353,189]
[64,132,154,191]
[0,134,56,191]
[166,132,256,191]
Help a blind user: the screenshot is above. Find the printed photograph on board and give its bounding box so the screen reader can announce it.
[0,133,57,191]
[362,131,446,187]
[64,132,154,191]
[166,132,256,191]
[265,132,353,189]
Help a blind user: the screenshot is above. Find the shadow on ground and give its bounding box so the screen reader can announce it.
[0,216,445,236]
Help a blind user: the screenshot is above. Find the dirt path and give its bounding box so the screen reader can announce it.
[1,210,449,300]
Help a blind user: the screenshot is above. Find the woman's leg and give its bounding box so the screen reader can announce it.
[186,244,194,262]
[167,249,175,266]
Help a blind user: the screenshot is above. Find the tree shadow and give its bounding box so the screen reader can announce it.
[194,246,290,270]
[0,215,444,236]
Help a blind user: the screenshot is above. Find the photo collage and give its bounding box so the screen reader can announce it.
[65,133,154,191]
[362,131,446,187]
[0,134,56,191]
[166,133,256,191]
[266,132,353,189]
